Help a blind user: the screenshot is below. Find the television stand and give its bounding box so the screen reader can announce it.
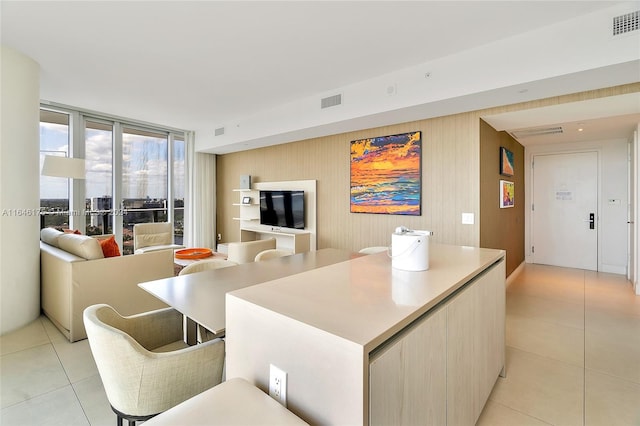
[240,227,311,254]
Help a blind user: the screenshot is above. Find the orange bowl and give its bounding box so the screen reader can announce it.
[175,248,213,260]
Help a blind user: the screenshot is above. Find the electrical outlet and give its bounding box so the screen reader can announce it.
[217,233,222,241]
[269,364,287,407]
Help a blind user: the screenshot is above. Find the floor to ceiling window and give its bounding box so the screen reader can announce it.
[173,135,185,245]
[39,110,70,229]
[39,105,188,255]
[84,119,114,236]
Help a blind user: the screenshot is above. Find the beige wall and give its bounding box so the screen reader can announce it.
[216,83,640,259]
[217,113,480,252]
[479,120,525,276]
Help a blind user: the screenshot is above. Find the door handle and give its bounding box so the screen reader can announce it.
[589,213,595,230]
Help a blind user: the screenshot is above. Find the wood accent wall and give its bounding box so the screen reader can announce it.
[217,114,479,252]
[479,120,525,276]
[216,83,640,261]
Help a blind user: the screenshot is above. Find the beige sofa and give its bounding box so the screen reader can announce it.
[40,228,174,342]
[226,238,277,264]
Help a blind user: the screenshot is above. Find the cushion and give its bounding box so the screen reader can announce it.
[63,229,82,235]
[99,235,121,258]
[135,232,171,249]
[40,227,63,247]
[57,234,105,260]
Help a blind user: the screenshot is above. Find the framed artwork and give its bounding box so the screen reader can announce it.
[500,180,514,208]
[500,147,514,176]
[242,196,251,204]
[350,131,421,215]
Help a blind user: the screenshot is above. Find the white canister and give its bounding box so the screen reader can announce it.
[391,229,432,271]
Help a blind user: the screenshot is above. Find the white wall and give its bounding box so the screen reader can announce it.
[198,2,640,152]
[1,46,41,334]
[525,138,631,274]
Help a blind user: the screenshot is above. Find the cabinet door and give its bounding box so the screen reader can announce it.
[370,306,447,426]
[446,281,478,426]
[474,260,506,413]
[447,259,506,426]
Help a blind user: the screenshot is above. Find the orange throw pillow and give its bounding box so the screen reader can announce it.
[99,235,121,258]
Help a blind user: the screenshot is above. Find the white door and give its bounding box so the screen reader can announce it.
[532,152,598,270]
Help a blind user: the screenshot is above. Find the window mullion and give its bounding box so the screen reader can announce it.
[113,122,124,248]
[70,110,85,233]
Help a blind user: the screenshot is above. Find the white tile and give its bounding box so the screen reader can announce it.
[489,347,584,426]
[0,318,50,356]
[476,400,552,426]
[585,272,640,318]
[506,292,584,329]
[0,344,69,408]
[585,317,640,384]
[72,375,116,426]
[0,385,89,426]
[41,315,69,343]
[52,339,98,384]
[585,369,640,426]
[506,313,584,367]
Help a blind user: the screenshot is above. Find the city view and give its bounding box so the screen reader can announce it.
[41,197,184,255]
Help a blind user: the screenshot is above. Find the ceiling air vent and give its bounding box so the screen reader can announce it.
[321,94,342,109]
[613,10,639,36]
[214,127,225,136]
[511,126,563,139]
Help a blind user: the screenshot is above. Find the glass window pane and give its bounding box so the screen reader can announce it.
[40,110,70,229]
[173,136,185,245]
[85,120,113,236]
[122,127,168,255]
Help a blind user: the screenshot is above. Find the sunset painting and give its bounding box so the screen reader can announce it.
[350,131,421,215]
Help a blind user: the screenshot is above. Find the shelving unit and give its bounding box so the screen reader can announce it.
[232,189,260,223]
[240,227,311,254]
[230,180,317,252]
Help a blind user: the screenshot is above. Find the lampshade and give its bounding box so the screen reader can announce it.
[41,155,86,179]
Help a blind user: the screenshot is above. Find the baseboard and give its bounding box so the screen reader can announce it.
[506,261,525,289]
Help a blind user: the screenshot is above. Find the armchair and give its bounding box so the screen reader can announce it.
[83,304,225,426]
[133,222,185,254]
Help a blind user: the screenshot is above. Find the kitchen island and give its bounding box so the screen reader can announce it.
[226,244,505,425]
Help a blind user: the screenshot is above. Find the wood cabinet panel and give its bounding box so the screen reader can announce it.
[370,306,447,426]
[446,281,478,426]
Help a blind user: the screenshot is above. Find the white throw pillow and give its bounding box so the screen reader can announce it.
[58,234,105,260]
[40,228,63,247]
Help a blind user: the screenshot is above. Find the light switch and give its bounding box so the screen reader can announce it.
[462,213,474,225]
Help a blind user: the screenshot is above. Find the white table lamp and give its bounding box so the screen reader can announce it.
[41,155,86,179]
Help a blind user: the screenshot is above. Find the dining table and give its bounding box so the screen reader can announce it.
[138,248,361,342]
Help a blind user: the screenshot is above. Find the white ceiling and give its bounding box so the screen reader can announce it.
[1,1,639,152]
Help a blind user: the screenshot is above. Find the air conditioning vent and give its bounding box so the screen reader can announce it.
[613,10,639,36]
[321,94,342,109]
[214,127,225,136]
[511,127,564,138]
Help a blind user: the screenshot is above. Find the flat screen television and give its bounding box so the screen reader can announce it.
[259,190,305,230]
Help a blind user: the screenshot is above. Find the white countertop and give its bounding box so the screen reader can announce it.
[228,244,504,351]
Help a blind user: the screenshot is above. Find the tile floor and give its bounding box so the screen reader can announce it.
[477,264,640,426]
[1,263,639,425]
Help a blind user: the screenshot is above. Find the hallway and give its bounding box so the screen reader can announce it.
[477,264,640,425]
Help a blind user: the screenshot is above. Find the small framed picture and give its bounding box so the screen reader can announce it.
[500,147,514,176]
[242,196,251,204]
[500,180,514,208]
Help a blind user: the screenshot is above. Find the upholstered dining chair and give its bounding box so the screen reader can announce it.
[178,259,238,276]
[358,246,389,255]
[83,304,225,426]
[133,222,185,254]
[254,249,293,262]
